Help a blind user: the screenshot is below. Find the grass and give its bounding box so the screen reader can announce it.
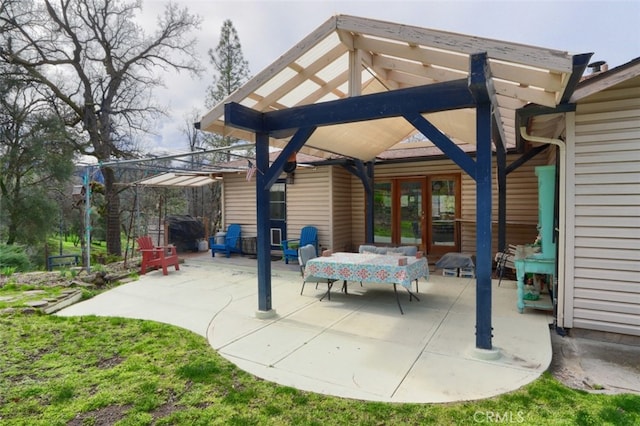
[1,313,639,425]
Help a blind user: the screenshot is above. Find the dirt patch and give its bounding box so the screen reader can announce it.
[1,270,77,288]
[0,261,138,290]
[67,404,132,425]
[549,331,640,395]
[151,391,184,422]
[1,261,139,316]
[95,355,125,369]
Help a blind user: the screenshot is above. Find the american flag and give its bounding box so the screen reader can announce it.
[246,161,257,182]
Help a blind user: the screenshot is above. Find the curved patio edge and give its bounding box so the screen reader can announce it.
[57,256,553,403]
[205,261,553,403]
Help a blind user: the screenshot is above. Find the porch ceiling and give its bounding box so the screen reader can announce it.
[200,15,583,161]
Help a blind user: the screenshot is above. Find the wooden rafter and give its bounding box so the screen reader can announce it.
[200,14,583,159]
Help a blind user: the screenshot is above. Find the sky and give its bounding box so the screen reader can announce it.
[138,0,640,153]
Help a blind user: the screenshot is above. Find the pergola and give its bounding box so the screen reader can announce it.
[79,145,254,272]
[200,15,590,350]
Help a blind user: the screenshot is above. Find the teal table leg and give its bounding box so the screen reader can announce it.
[515,260,525,313]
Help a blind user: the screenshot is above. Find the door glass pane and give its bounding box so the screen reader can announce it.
[373,182,392,244]
[400,181,422,245]
[270,183,285,220]
[431,179,455,246]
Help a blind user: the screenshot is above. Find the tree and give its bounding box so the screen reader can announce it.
[203,19,251,232]
[206,19,251,110]
[0,69,76,246]
[0,0,202,256]
[205,19,251,159]
[182,110,205,218]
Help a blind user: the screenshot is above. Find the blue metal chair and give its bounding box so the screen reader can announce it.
[282,225,318,264]
[209,224,242,258]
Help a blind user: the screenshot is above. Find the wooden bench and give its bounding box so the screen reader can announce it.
[137,236,180,276]
[47,254,80,271]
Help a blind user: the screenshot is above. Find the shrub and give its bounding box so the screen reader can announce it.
[0,244,32,272]
[1,266,17,277]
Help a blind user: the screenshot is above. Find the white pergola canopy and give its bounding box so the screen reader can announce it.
[201,15,583,161]
[133,172,219,187]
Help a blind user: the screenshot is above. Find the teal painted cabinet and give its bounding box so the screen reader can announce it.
[515,165,556,313]
[536,165,556,259]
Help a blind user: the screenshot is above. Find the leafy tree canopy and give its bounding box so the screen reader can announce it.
[0,0,203,256]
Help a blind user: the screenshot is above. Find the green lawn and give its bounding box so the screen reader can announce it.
[1,313,639,425]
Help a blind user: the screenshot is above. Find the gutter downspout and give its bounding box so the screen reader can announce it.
[519,126,566,329]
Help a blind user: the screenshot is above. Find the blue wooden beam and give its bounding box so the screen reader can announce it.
[505,144,549,175]
[475,101,493,350]
[255,131,273,313]
[341,160,375,243]
[223,51,504,340]
[517,103,576,119]
[264,126,316,189]
[224,102,264,133]
[471,52,494,350]
[257,79,475,133]
[495,119,507,253]
[341,159,372,195]
[560,52,593,104]
[366,161,374,243]
[404,113,476,178]
[469,52,491,104]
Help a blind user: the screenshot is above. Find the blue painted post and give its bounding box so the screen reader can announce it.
[496,135,507,253]
[476,102,493,350]
[255,132,272,312]
[366,161,374,243]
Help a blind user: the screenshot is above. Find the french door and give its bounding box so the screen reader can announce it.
[373,175,460,254]
[428,177,459,255]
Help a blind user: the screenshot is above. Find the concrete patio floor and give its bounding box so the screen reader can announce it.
[58,252,554,403]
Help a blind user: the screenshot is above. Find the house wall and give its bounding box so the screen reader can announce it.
[330,166,353,252]
[286,167,332,250]
[564,76,640,337]
[221,167,334,251]
[221,172,257,234]
[350,154,545,255]
[221,152,547,261]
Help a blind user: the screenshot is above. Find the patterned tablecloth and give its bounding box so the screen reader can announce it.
[305,252,429,289]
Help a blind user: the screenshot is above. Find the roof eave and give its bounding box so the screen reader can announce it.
[200,15,340,132]
[570,56,640,102]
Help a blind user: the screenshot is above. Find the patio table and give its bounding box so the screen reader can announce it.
[305,252,428,314]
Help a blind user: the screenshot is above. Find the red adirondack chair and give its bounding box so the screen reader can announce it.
[137,236,180,276]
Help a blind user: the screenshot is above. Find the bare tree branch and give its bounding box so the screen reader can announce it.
[0,0,203,255]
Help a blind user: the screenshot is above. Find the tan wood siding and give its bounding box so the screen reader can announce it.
[285,167,331,251]
[351,179,366,248]
[222,153,547,265]
[222,173,258,236]
[570,76,640,336]
[330,167,353,252]
[222,168,332,250]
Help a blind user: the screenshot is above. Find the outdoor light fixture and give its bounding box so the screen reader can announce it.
[283,152,297,174]
[286,172,295,185]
